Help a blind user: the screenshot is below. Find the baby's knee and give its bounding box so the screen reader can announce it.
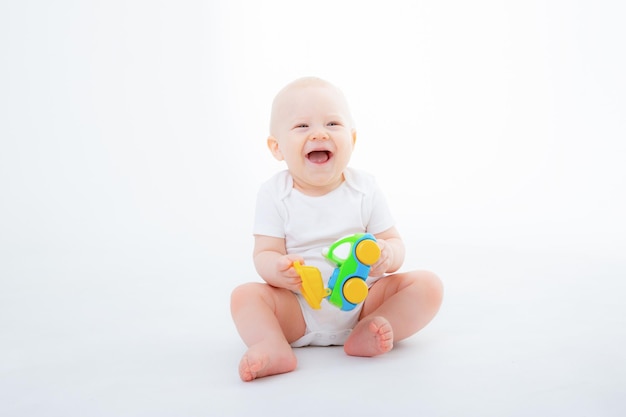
[231,282,287,310]
[231,282,265,304]
[417,270,444,305]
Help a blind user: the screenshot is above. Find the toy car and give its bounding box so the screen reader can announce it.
[294,233,381,311]
[323,233,381,311]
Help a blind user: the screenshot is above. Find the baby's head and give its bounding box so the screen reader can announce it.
[267,77,357,196]
[269,77,355,136]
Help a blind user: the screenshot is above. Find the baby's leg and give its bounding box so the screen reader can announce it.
[230,283,306,381]
[344,270,443,357]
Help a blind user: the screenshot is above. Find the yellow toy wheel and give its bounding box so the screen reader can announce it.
[355,239,381,266]
[343,278,369,304]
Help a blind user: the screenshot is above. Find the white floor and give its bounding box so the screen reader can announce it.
[1,240,624,417]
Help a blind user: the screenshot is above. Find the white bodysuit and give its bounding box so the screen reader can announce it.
[253,167,395,347]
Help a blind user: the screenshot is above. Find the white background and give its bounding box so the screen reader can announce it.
[1,1,625,416]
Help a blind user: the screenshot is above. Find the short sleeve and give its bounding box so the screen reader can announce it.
[252,177,286,238]
[365,181,395,235]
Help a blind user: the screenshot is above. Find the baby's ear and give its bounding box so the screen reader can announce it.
[267,136,284,161]
[351,130,357,147]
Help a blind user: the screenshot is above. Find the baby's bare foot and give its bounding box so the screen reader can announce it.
[344,316,394,357]
[238,339,297,382]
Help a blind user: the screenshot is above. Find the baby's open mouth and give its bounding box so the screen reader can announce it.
[307,150,332,164]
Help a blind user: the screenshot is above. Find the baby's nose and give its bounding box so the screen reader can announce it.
[309,129,329,141]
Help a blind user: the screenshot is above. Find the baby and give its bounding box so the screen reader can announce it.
[230,77,443,382]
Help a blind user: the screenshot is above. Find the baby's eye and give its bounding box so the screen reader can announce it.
[294,123,308,129]
[327,121,341,127]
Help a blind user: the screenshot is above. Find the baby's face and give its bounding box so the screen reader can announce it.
[268,83,356,196]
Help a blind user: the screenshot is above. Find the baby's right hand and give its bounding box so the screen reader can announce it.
[275,255,305,292]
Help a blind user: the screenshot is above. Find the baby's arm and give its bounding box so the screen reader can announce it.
[253,235,304,292]
[370,226,406,277]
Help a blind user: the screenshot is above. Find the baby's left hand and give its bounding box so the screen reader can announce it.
[369,239,394,278]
